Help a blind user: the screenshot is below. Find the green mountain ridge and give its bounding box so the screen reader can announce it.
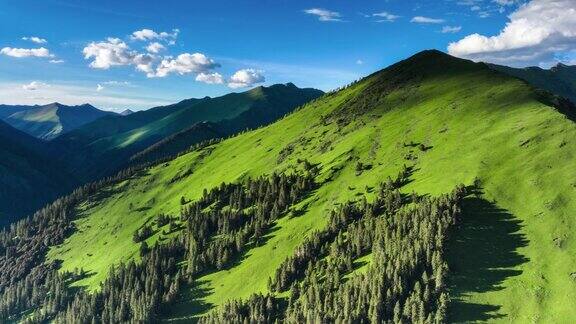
[54,83,323,182]
[1,50,576,322]
[489,62,576,105]
[2,102,114,140]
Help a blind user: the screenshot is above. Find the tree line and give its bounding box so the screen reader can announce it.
[201,173,467,323]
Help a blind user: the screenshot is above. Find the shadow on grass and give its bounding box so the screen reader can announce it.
[161,279,214,323]
[447,196,529,323]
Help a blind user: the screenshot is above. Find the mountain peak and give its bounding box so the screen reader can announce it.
[120,109,135,116]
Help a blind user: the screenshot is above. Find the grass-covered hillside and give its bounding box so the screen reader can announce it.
[3,50,576,322]
[2,102,113,140]
[55,83,323,181]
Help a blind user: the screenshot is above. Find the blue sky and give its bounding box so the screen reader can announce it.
[1,0,574,111]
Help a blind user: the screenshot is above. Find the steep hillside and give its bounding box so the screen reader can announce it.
[3,50,576,322]
[490,63,576,104]
[0,121,76,226]
[2,103,114,140]
[55,83,323,181]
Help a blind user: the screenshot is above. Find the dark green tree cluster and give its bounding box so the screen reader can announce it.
[199,293,280,324]
[54,240,184,323]
[182,171,316,274]
[3,162,316,323]
[202,178,467,324]
[0,166,147,321]
[51,169,315,323]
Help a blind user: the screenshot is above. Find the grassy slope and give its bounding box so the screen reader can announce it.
[47,51,576,322]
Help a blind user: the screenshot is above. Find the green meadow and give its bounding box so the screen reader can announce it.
[47,51,576,322]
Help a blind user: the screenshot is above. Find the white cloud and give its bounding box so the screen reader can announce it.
[373,11,401,22]
[478,11,491,18]
[131,28,179,41]
[448,0,576,66]
[195,72,224,84]
[494,0,516,5]
[457,0,483,5]
[83,36,220,79]
[146,42,165,53]
[442,26,462,33]
[49,59,65,64]
[228,69,265,89]
[133,53,155,74]
[471,5,481,11]
[22,81,48,91]
[0,47,53,58]
[152,53,220,78]
[96,84,104,92]
[356,59,364,65]
[411,16,445,24]
[22,36,47,44]
[304,8,342,22]
[83,38,137,69]
[102,80,133,87]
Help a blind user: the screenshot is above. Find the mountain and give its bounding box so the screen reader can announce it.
[0,104,33,119]
[0,121,76,226]
[55,83,323,181]
[489,62,576,104]
[120,109,135,116]
[3,50,576,322]
[2,102,114,140]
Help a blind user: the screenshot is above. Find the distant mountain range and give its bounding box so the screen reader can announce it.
[0,83,323,224]
[54,83,323,181]
[0,102,115,140]
[489,63,576,104]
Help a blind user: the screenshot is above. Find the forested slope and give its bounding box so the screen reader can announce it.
[0,121,76,226]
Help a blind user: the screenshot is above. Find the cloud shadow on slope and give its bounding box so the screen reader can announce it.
[447,195,529,323]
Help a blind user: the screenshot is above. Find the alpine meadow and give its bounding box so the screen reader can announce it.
[1,1,576,323]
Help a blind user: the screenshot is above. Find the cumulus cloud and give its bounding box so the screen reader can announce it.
[0,47,53,58]
[146,42,165,53]
[131,28,179,42]
[373,11,401,22]
[152,53,220,78]
[83,36,221,79]
[304,8,342,22]
[228,69,265,89]
[411,16,445,24]
[22,36,47,44]
[442,26,462,33]
[195,72,224,84]
[96,84,104,92]
[22,81,48,91]
[448,0,576,66]
[83,38,136,69]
